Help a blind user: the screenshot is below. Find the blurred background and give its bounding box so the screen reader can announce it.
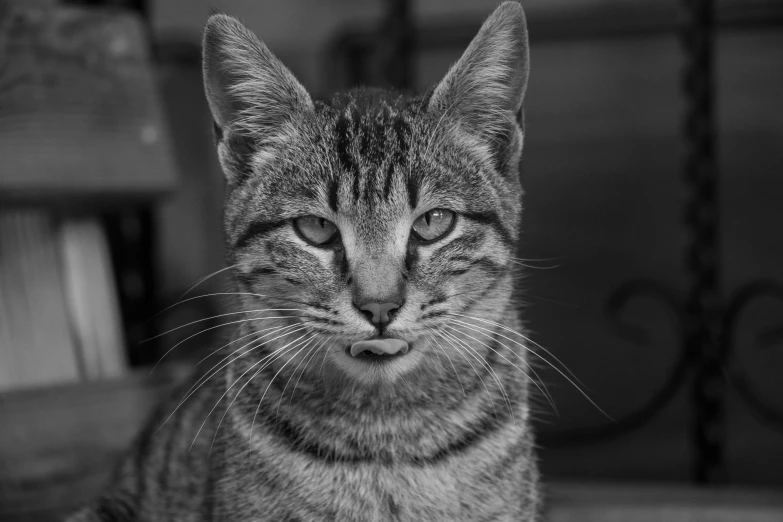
[1,0,782,520]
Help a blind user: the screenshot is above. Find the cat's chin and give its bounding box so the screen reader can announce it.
[332,341,423,384]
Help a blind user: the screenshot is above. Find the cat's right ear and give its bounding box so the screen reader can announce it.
[202,14,313,182]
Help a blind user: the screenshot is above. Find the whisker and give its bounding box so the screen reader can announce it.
[442,326,519,413]
[160,311,275,369]
[146,308,307,342]
[274,336,320,419]
[510,256,565,263]
[248,334,317,449]
[150,313,306,373]
[428,341,443,366]
[196,332,314,453]
[157,324,310,432]
[446,321,556,409]
[444,322,557,416]
[448,316,613,421]
[435,329,498,420]
[289,335,333,410]
[439,328,510,419]
[180,323,310,406]
[318,339,331,385]
[426,333,466,397]
[153,292,316,320]
[447,313,585,386]
[177,264,238,301]
[508,259,561,270]
[193,323,294,366]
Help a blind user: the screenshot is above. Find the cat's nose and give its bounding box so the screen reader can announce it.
[354,300,402,330]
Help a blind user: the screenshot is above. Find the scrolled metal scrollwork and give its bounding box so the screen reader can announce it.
[542,279,689,448]
[545,0,783,484]
[723,281,783,432]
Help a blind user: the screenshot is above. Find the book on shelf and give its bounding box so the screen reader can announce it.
[0,211,127,390]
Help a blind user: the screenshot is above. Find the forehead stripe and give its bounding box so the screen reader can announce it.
[385,117,410,202]
[383,161,395,201]
[334,116,358,183]
[328,177,339,212]
[406,174,419,209]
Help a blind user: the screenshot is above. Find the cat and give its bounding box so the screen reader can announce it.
[67,1,539,520]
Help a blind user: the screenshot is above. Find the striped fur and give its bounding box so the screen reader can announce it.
[68,2,540,521]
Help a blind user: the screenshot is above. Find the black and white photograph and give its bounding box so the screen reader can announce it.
[1,0,782,520]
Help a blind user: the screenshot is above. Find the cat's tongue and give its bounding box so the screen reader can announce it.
[350,339,409,357]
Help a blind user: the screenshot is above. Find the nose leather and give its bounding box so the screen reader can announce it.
[357,301,400,328]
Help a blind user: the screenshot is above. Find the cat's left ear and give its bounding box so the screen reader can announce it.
[428,1,529,169]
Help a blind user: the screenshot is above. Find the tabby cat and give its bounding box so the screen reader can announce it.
[68,2,539,520]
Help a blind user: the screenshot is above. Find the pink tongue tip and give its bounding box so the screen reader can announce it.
[350,339,409,357]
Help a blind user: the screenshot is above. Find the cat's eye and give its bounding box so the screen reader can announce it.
[411,209,455,243]
[294,216,339,246]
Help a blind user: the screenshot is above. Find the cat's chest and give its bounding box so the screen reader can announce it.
[214,425,529,521]
[215,462,519,522]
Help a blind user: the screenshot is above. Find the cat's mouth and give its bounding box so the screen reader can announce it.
[335,337,421,381]
[346,338,410,362]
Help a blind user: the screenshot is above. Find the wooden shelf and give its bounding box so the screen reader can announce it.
[0,5,177,206]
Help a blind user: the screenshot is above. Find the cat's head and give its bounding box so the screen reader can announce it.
[202,2,529,387]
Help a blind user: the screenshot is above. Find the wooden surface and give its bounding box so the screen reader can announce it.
[0,4,177,204]
[1,370,782,521]
[0,367,184,521]
[547,482,783,522]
